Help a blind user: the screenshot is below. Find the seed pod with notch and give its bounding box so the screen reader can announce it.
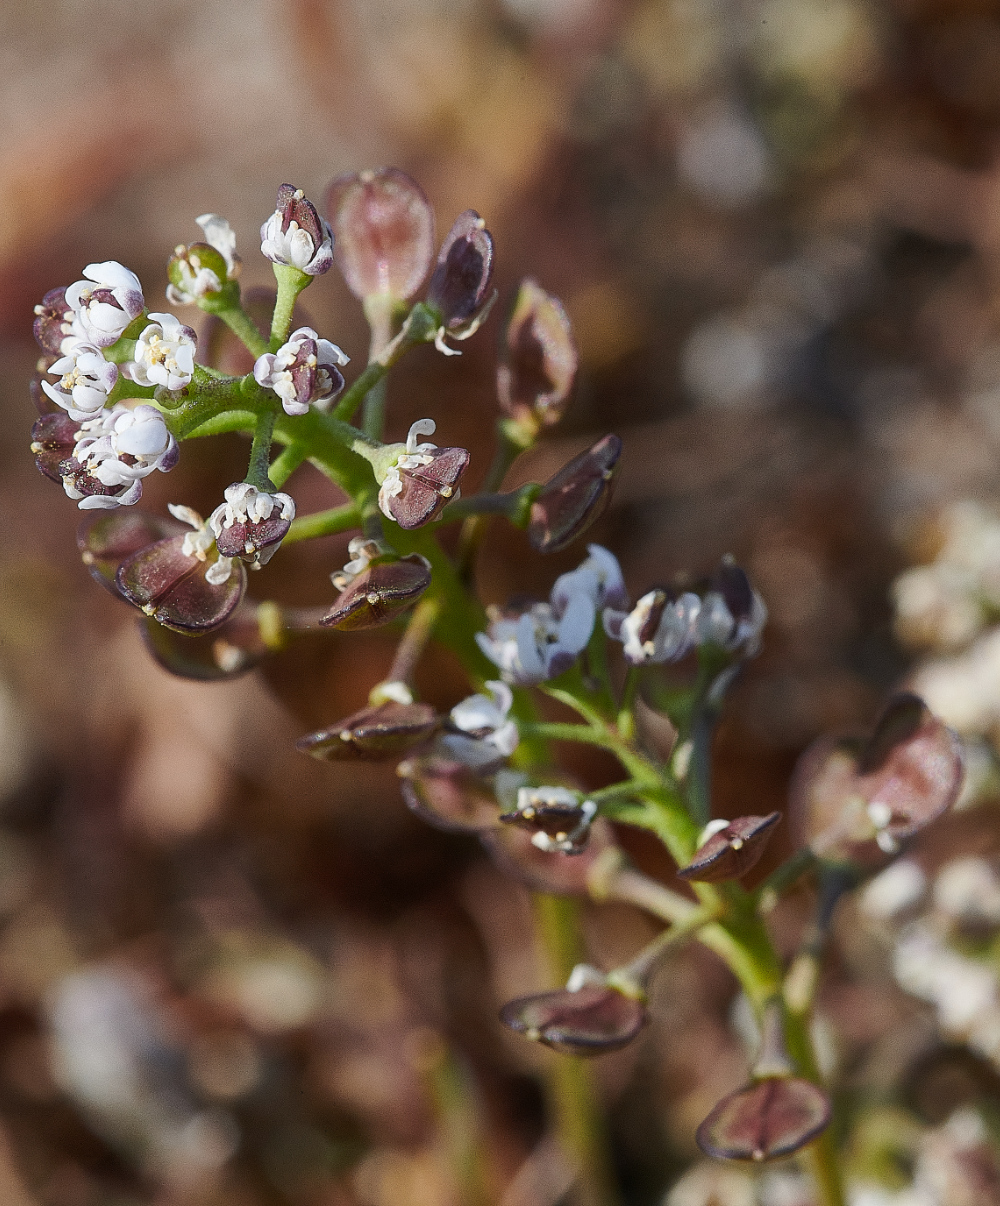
[497,279,577,437]
[297,701,438,762]
[500,970,648,1056]
[320,554,432,631]
[696,1077,832,1163]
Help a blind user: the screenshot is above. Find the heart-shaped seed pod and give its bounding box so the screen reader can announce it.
[297,702,438,761]
[696,1077,832,1163]
[677,813,782,884]
[500,982,648,1056]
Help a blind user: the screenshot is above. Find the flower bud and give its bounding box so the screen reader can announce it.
[499,980,647,1055]
[33,287,76,354]
[253,327,348,416]
[166,214,240,306]
[377,419,469,529]
[260,185,333,276]
[696,557,768,656]
[397,755,503,832]
[65,261,145,348]
[140,606,270,680]
[297,701,438,761]
[791,694,964,869]
[677,813,782,884]
[320,553,432,631]
[77,509,186,597]
[481,816,619,896]
[695,1077,832,1162]
[500,785,597,854]
[497,280,577,434]
[209,484,295,568]
[426,210,495,351]
[527,433,622,554]
[325,168,435,302]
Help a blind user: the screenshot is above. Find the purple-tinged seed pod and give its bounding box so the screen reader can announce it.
[427,210,495,332]
[139,606,270,682]
[500,983,648,1056]
[696,1077,832,1163]
[497,279,577,434]
[381,446,470,530]
[116,536,246,635]
[31,413,79,483]
[320,555,432,631]
[298,702,439,762]
[677,813,782,884]
[481,818,619,896]
[326,168,435,303]
[527,434,622,554]
[78,510,186,598]
[791,693,964,870]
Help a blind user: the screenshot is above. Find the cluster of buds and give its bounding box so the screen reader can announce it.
[252,327,348,415]
[167,214,241,306]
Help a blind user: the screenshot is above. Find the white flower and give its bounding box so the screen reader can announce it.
[167,503,234,585]
[65,261,144,348]
[551,545,629,615]
[605,589,702,665]
[209,483,295,535]
[438,681,519,768]
[477,594,595,685]
[63,404,177,510]
[260,187,334,276]
[253,326,348,416]
[166,214,241,305]
[196,213,239,277]
[377,418,439,514]
[512,785,597,853]
[124,313,197,390]
[330,537,385,591]
[42,342,118,420]
[696,587,768,654]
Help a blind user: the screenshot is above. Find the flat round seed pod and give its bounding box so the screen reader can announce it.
[78,510,186,597]
[500,984,648,1055]
[297,702,438,761]
[320,555,431,631]
[116,536,246,634]
[696,1077,832,1163]
[398,755,501,833]
[677,813,782,883]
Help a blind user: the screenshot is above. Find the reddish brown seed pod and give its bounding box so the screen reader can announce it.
[319,555,432,631]
[116,537,246,634]
[297,702,439,762]
[78,510,187,598]
[397,755,502,833]
[677,813,782,884]
[696,1077,832,1163]
[527,434,622,554]
[499,983,648,1056]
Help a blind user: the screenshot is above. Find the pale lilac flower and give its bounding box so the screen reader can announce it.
[124,313,197,390]
[438,681,519,768]
[42,342,118,420]
[253,326,348,415]
[605,589,702,665]
[476,594,595,686]
[260,185,334,276]
[695,587,767,655]
[551,544,629,615]
[65,261,144,348]
[330,537,385,591]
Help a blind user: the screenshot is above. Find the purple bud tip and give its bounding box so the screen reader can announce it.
[326,167,435,302]
[297,702,438,761]
[677,813,782,883]
[528,434,622,554]
[696,1077,832,1162]
[500,984,648,1055]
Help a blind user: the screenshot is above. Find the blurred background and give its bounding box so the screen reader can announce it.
[5,0,1000,1202]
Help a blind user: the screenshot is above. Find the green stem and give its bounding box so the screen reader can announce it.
[268,442,309,489]
[362,375,388,441]
[245,405,279,490]
[457,425,530,578]
[284,503,360,544]
[270,263,311,350]
[533,894,622,1206]
[386,595,442,686]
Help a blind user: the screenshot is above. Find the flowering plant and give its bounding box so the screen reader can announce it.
[29,169,967,1205]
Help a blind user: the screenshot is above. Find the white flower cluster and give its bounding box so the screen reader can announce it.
[477,545,766,683]
[260,188,334,275]
[65,404,177,510]
[209,483,295,537]
[124,313,197,391]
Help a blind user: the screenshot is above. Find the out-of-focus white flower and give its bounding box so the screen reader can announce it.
[894,922,999,1035]
[477,596,594,685]
[253,326,348,415]
[512,785,597,853]
[933,857,1000,926]
[696,587,768,653]
[911,627,1000,735]
[65,261,144,347]
[63,404,177,510]
[42,342,118,420]
[438,681,519,768]
[260,185,333,275]
[859,859,927,921]
[124,313,197,390]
